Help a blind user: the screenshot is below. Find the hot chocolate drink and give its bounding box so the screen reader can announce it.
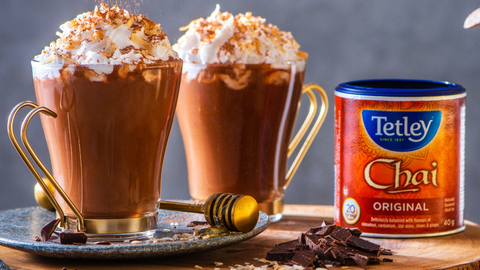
[21,4,182,237]
[177,63,304,209]
[33,62,181,219]
[174,6,328,220]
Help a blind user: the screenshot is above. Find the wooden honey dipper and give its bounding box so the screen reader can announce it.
[159,193,259,233]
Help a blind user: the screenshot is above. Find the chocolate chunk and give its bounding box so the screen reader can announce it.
[330,226,352,244]
[291,249,316,267]
[307,224,335,237]
[348,228,363,237]
[41,218,61,242]
[298,233,305,244]
[327,240,378,261]
[266,240,301,262]
[304,234,325,257]
[32,236,41,242]
[383,258,394,262]
[346,235,381,256]
[352,254,369,269]
[57,232,87,244]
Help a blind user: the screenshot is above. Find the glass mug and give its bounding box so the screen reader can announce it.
[177,60,328,222]
[8,60,182,240]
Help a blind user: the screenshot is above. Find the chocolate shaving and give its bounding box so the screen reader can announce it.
[266,221,393,269]
[41,218,61,242]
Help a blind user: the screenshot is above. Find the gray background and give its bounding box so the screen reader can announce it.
[2,1,480,223]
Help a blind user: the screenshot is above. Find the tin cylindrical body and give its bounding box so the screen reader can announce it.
[334,79,466,238]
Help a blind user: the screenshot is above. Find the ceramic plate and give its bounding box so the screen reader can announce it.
[0,206,269,259]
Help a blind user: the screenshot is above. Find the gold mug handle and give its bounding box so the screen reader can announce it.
[284,84,329,190]
[7,101,86,232]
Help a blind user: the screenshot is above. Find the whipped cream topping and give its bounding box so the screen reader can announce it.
[33,4,179,79]
[173,5,307,78]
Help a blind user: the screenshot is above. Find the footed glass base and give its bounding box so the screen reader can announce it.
[61,212,158,241]
[268,213,283,223]
[258,199,284,222]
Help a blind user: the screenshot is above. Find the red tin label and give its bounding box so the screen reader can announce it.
[334,94,465,237]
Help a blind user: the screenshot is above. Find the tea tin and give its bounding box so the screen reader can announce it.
[334,79,466,237]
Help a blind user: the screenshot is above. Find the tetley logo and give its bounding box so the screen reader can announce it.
[362,110,442,152]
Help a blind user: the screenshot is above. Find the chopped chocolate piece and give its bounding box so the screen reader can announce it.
[186,221,209,227]
[380,248,393,255]
[304,234,325,257]
[346,235,381,256]
[352,254,369,269]
[291,249,316,267]
[266,240,301,262]
[41,218,60,242]
[330,226,352,244]
[315,225,337,236]
[348,228,362,237]
[298,233,306,244]
[383,258,394,262]
[265,223,392,269]
[94,241,111,245]
[58,232,87,244]
[32,236,41,242]
[321,220,334,226]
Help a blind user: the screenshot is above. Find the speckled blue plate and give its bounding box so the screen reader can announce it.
[0,207,269,259]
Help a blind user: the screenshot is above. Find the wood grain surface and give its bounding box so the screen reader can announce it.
[0,205,479,270]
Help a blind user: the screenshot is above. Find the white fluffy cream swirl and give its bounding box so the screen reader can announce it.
[173,5,307,73]
[34,3,179,72]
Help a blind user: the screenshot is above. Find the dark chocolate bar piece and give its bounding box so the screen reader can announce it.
[58,232,87,244]
[330,226,352,244]
[41,218,60,242]
[348,228,362,237]
[266,240,302,262]
[291,249,316,267]
[347,235,381,256]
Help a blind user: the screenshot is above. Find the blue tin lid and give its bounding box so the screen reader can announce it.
[335,79,465,97]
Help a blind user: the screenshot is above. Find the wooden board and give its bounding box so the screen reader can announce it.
[0,205,479,269]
